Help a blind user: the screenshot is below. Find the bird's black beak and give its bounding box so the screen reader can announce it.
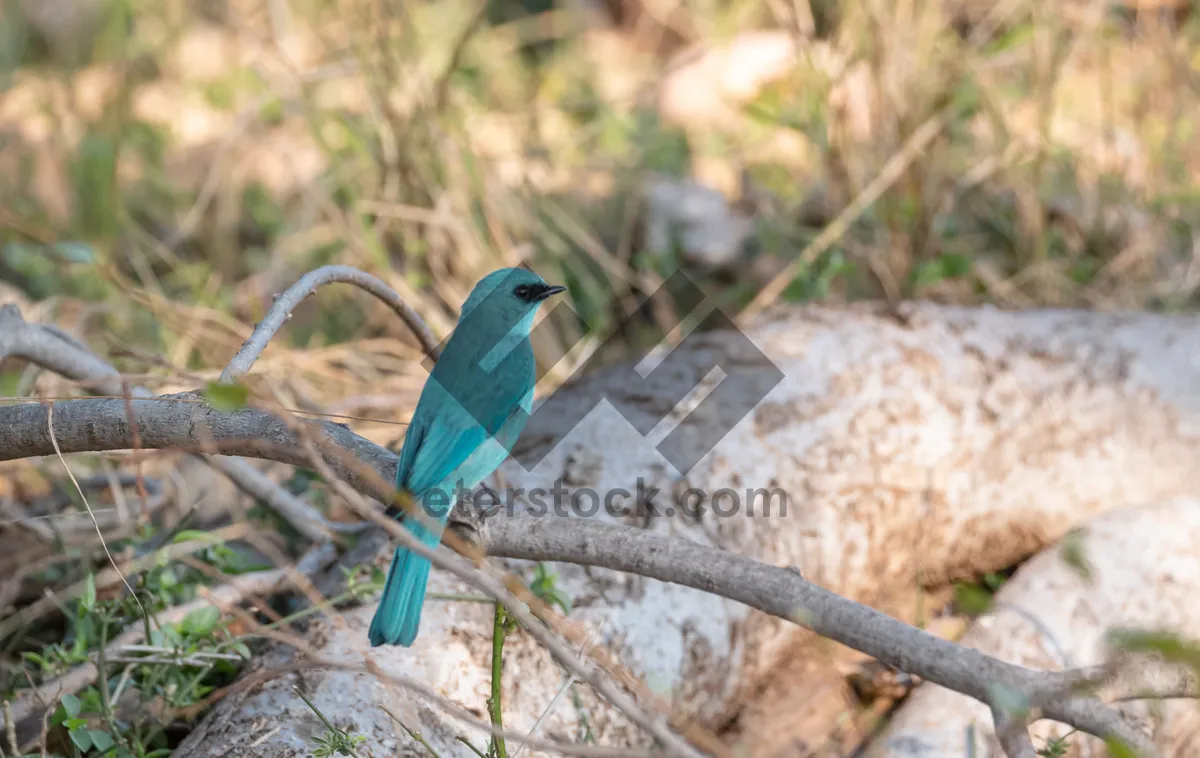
[533,284,567,301]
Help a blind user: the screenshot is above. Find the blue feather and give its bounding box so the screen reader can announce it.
[368,268,561,647]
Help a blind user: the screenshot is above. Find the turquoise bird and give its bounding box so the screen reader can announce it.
[369,268,566,647]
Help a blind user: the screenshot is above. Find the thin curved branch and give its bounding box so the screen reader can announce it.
[218,265,442,383]
[0,304,151,399]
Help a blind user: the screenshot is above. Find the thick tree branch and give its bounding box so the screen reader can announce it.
[0,396,397,497]
[0,392,1164,755]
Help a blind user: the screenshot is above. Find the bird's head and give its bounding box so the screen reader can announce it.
[458,268,566,337]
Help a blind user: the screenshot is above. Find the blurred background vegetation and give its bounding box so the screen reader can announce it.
[4,0,1200,753]
[7,0,1200,372]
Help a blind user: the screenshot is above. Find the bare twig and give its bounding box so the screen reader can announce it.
[0,473,165,534]
[218,264,441,383]
[380,706,445,758]
[0,305,150,399]
[204,453,367,542]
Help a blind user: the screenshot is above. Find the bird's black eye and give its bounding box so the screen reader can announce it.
[513,284,531,300]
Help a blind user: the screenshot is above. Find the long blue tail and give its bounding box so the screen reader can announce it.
[368,516,442,647]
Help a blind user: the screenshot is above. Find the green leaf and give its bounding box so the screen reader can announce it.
[910,252,973,289]
[1104,737,1139,758]
[62,692,82,717]
[529,562,573,615]
[202,381,249,412]
[172,529,223,545]
[181,606,222,638]
[89,728,115,750]
[70,726,93,751]
[81,573,98,612]
[1059,528,1092,581]
[953,581,994,617]
[1109,628,1200,671]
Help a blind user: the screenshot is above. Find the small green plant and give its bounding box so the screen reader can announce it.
[294,686,367,758]
[528,562,571,615]
[952,571,1008,618]
[952,581,993,617]
[55,691,124,757]
[486,602,517,758]
[1059,528,1093,582]
[1036,728,1077,757]
[19,560,250,757]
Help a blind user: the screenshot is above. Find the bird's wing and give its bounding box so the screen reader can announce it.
[395,378,530,501]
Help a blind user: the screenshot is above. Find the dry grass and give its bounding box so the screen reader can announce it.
[4,0,1200,383]
[4,0,1200,754]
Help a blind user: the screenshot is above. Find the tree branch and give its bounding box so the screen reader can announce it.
[218,264,442,383]
[0,304,150,399]
[0,304,365,543]
[0,396,397,497]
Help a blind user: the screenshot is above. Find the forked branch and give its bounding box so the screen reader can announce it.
[0,268,1184,757]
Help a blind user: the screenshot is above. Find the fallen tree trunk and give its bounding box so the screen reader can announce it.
[164,301,1200,757]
